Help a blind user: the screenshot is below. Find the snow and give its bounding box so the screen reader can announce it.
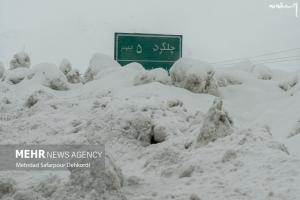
[0,177,16,199]
[170,58,219,96]
[196,98,234,146]
[31,63,69,90]
[134,68,170,86]
[289,120,300,138]
[59,59,72,75]
[232,59,255,72]
[253,64,273,80]
[2,68,34,84]
[215,69,243,87]
[67,154,124,199]
[279,75,298,91]
[83,53,121,83]
[0,55,300,200]
[232,60,273,80]
[9,52,31,70]
[0,62,5,79]
[66,69,81,84]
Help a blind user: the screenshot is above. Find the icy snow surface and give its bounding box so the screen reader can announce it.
[0,56,300,200]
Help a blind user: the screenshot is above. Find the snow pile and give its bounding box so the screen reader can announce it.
[2,60,70,88]
[196,98,233,146]
[24,90,53,108]
[290,84,300,96]
[119,62,145,81]
[0,177,16,199]
[66,69,81,83]
[176,127,299,199]
[215,70,243,87]
[1,97,11,105]
[279,75,298,91]
[134,68,170,85]
[87,62,146,88]
[32,174,63,199]
[2,68,34,84]
[0,175,63,200]
[59,59,72,75]
[253,64,272,80]
[107,96,190,147]
[66,154,125,199]
[289,120,300,138]
[9,51,31,70]
[170,58,219,95]
[81,92,189,147]
[83,53,121,83]
[121,112,154,146]
[31,63,69,90]
[59,59,81,84]
[0,62,5,78]
[233,60,273,80]
[190,193,201,200]
[1,156,125,200]
[232,59,256,72]
[178,164,195,178]
[1,54,300,199]
[1,52,34,84]
[120,111,168,146]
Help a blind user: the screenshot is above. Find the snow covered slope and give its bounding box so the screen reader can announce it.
[0,57,299,200]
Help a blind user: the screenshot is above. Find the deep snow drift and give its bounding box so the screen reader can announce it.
[0,53,300,200]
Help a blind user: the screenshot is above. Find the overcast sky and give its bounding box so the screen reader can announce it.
[0,0,299,71]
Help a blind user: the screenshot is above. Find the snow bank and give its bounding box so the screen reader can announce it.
[215,70,243,87]
[0,177,16,199]
[233,59,273,80]
[279,75,298,91]
[0,61,5,78]
[196,98,233,146]
[121,112,154,146]
[83,61,169,90]
[119,62,146,82]
[24,90,53,108]
[99,95,190,147]
[59,59,72,75]
[14,155,125,200]
[67,154,124,199]
[134,68,170,85]
[9,51,31,70]
[123,62,145,72]
[2,68,34,84]
[175,126,298,199]
[32,174,62,199]
[290,84,300,96]
[59,59,82,84]
[89,62,145,88]
[1,54,300,199]
[170,58,219,95]
[83,53,121,83]
[32,63,69,90]
[13,190,42,200]
[232,59,255,72]
[190,194,201,200]
[66,69,81,83]
[2,61,69,88]
[253,64,272,80]
[120,110,169,146]
[289,120,300,138]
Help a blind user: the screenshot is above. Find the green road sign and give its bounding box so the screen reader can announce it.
[114,32,182,70]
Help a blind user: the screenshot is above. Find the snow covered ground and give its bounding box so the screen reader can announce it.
[0,53,300,199]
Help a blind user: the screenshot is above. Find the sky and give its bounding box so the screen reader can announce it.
[0,0,300,72]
